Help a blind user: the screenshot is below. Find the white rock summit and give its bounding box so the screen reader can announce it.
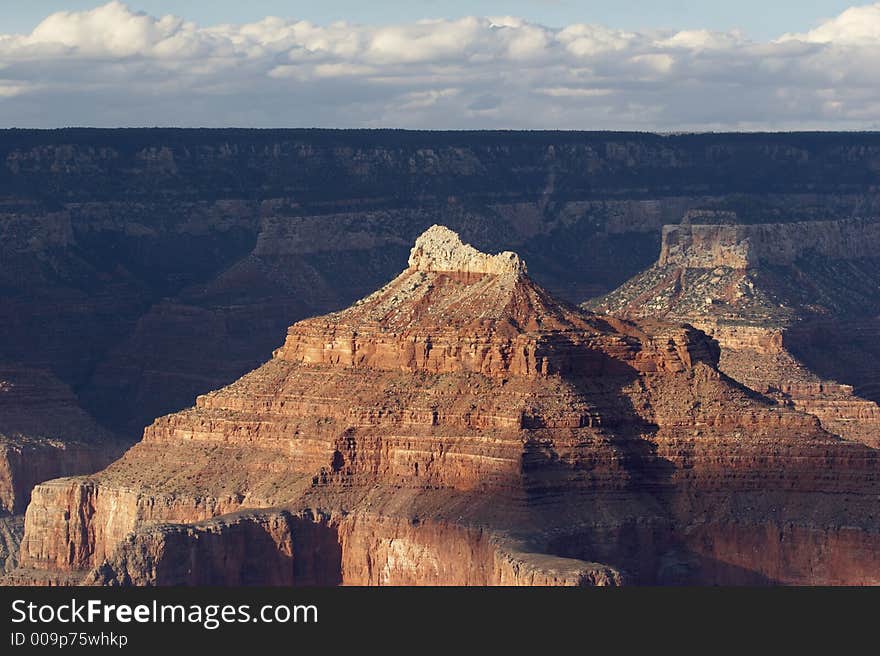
[407,225,527,276]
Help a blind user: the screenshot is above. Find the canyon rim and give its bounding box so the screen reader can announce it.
[8,3,880,650]
[1,129,880,588]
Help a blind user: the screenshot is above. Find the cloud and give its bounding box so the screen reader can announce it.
[2,1,880,129]
[19,1,197,58]
[779,3,880,44]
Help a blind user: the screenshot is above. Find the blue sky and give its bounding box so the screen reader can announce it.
[0,1,856,40]
[2,1,880,129]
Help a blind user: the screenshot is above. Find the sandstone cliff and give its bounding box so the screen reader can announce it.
[6,130,880,437]
[587,218,880,448]
[659,219,880,268]
[0,367,126,515]
[14,227,880,586]
[0,366,127,577]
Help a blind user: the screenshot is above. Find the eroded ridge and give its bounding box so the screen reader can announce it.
[14,226,880,587]
[588,218,880,448]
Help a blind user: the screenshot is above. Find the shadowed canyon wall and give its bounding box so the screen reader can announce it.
[5,129,880,434]
[5,132,880,586]
[11,226,880,586]
[588,216,880,448]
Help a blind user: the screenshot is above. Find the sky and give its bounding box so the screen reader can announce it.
[0,2,857,40]
[1,1,879,130]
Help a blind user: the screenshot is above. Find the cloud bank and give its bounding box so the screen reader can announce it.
[2,1,880,129]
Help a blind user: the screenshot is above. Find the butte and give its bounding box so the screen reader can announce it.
[13,225,880,585]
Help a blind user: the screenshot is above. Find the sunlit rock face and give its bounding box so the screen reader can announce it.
[588,217,880,448]
[5,130,880,437]
[13,227,880,586]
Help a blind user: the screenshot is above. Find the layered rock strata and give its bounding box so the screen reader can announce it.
[588,218,880,447]
[0,367,126,514]
[0,367,127,579]
[15,226,880,586]
[7,130,880,436]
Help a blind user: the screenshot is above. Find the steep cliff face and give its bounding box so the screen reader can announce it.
[84,510,339,587]
[0,516,24,575]
[5,130,880,435]
[81,509,620,587]
[0,367,126,514]
[587,218,880,448]
[0,367,126,579]
[14,226,880,586]
[658,219,880,268]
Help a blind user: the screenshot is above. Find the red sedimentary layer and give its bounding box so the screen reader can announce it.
[14,226,880,586]
[0,367,126,515]
[590,219,880,450]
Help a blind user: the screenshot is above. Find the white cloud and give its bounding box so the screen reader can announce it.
[557,24,636,58]
[366,17,486,64]
[658,29,745,50]
[24,1,194,57]
[2,1,880,129]
[0,82,35,97]
[400,87,461,109]
[779,3,880,44]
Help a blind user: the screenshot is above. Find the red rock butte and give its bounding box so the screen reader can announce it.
[12,225,880,585]
[589,218,880,449]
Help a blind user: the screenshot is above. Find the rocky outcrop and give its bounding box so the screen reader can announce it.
[0,515,24,575]
[6,130,880,437]
[596,219,880,326]
[274,227,719,381]
[84,510,338,587]
[84,509,620,587]
[588,218,880,448]
[0,367,127,514]
[408,225,526,277]
[14,226,880,586]
[659,218,880,268]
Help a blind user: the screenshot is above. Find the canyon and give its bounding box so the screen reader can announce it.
[2,129,880,585]
[588,218,880,447]
[10,226,880,586]
[5,130,880,437]
[0,366,126,574]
